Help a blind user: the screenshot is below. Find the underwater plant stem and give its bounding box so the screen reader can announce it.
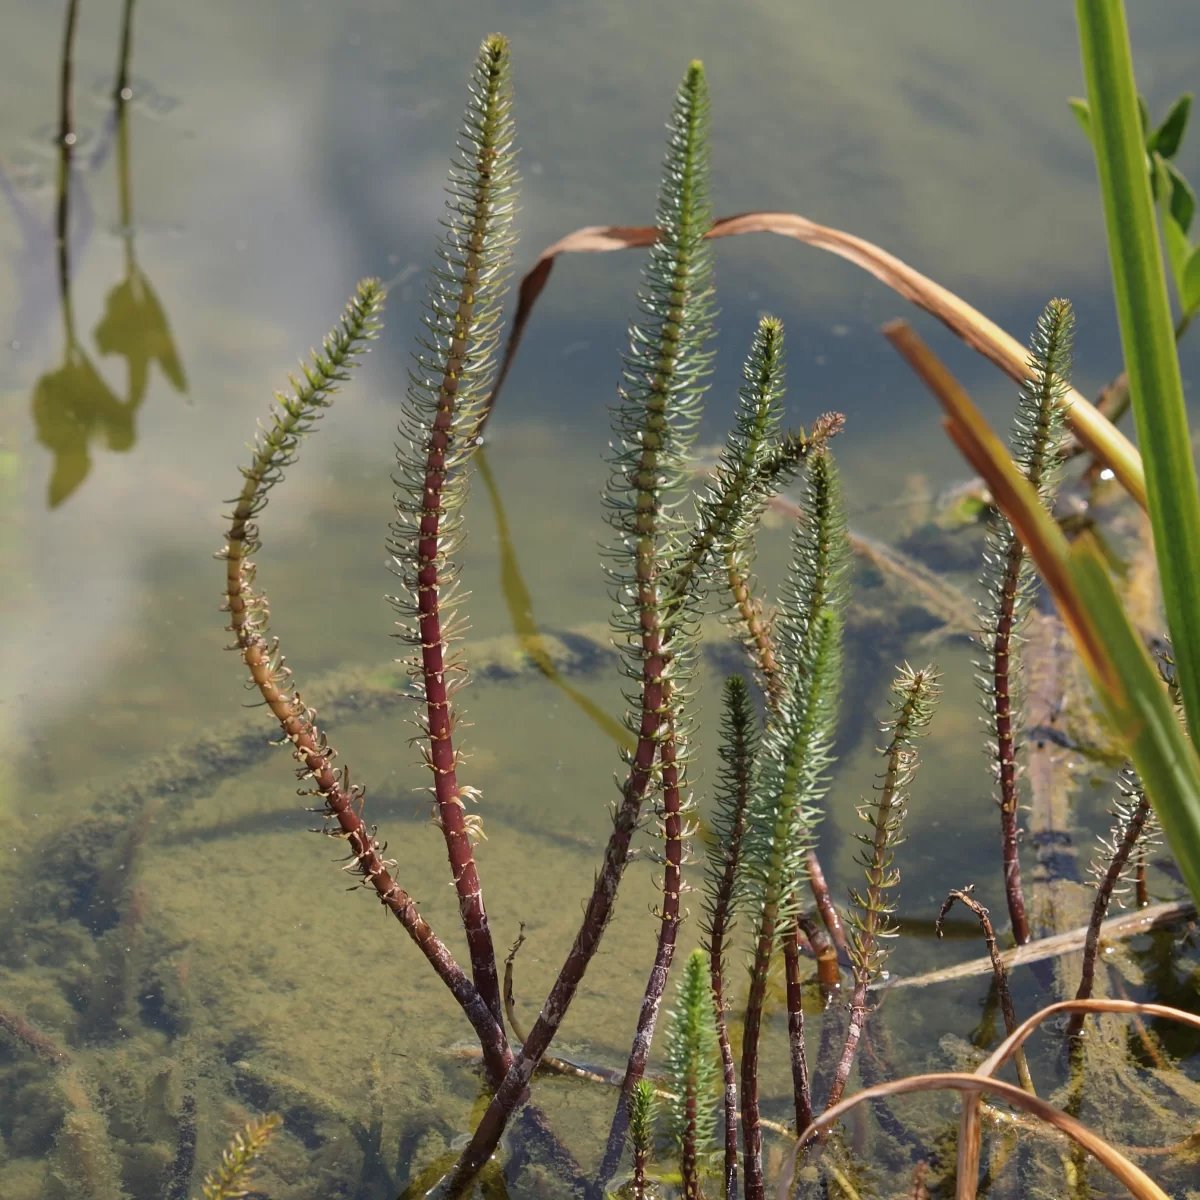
[0,1004,71,1064]
[114,0,136,100]
[935,889,1033,1093]
[740,925,773,1200]
[798,912,842,995]
[58,0,79,151]
[1067,789,1151,1037]
[992,530,1032,946]
[807,848,849,955]
[783,919,814,1133]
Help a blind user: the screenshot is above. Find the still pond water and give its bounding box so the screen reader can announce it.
[1,1,1199,1196]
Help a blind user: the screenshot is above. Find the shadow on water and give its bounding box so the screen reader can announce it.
[17,0,185,509]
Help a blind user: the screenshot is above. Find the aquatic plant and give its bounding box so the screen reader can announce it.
[200,25,1200,1200]
[197,1113,282,1200]
[662,950,720,1200]
[974,300,1072,946]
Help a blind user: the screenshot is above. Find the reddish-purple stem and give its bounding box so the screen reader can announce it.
[224,495,511,1083]
[597,723,685,1184]
[441,637,668,1194]
[992,537,1032,945]
[807,848,849,956]
[783,918,814,1133]
[1068,792,1151,1037]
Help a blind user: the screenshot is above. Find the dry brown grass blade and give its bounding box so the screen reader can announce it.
[480,211,1146,508]
[977,998,1200,1080]
[777,1071,1171,1200]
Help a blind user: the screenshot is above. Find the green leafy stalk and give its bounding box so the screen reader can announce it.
[387,33,519,1031]
[628,1080,658,1200]
[977,298,1073,945]
[826,665,939,1113]
[671,314,786,602]
[596,59,717,1189]
[739,450,849,1200]
[447,62,716,1195]
[1075,0,1200,760]
[198,1113,282,1200]
[700,674,757,1199]
[665,948,721,1200]
[721,411,845,708]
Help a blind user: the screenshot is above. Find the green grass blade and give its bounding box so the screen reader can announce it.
[1075,0,1200,754]
[1067,542,1200,903]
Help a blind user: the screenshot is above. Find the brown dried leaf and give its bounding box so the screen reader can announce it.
[482,212,1145,508]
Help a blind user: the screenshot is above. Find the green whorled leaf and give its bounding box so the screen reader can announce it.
[671,314,787,606]
[388,32,519,647]
[740,607,843,935]
[603,58,715,742]
[1182,243,1200,316]
[663,949,721,1169]
[773,450,851,677]
[700,674,758,965]
[1147,92,1192,160]
[1075,0,1200,766]
[1068,96,1092,141]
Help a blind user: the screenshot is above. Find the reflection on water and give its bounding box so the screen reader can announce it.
[23,0,185,508]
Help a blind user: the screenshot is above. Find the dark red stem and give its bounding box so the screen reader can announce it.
[598,724,684,1184]
[740,919,776,1200]
[417,382,504,1028]
[682,1071,700,1200]
[1068,793,1151,1037]
[992,536,1032,945]
[807,849,849,956]
[440,638,668,1194]
[783,918,814,1133]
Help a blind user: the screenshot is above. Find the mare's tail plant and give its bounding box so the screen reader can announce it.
[701,674,758,1199]
[976,297,1073,944]
[216,35,527,1091]
[386,32,519,1030]
[1067,768,1159,1036]
[739,448,850,1200]
[825,664,939,1113]
[450,60,724,1193]
[664,948,721,1200]
[627,1080,658,1200]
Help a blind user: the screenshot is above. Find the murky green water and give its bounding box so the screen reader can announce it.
[2,2,1200,1197]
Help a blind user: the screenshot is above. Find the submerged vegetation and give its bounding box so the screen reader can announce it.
[3,2,1200,1199]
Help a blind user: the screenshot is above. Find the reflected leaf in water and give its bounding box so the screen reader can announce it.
[31,339,130,506]
[93,265,187,408]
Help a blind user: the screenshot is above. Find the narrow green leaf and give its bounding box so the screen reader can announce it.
[1067,542,1200,906]
[1137,92,1151,137]
[1147,92,1192,159]
[1182,243,1200,316]
[1164,158,1198,236]
[1076,0,1200,761]
[1068,96,1092,141]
